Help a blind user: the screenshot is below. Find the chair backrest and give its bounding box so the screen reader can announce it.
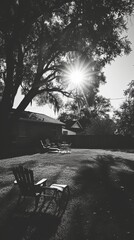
[12,165,35,197]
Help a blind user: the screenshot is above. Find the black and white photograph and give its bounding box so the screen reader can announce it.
[0,1,134,239]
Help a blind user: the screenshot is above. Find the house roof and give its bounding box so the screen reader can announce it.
[12,109,65,125]
[66,120,83,130]
[71,121,82,129]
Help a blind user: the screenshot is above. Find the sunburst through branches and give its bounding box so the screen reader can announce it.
[62,59,93,92]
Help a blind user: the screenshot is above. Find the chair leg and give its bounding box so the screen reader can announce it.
[35,195,40,210]
[59,186,70,209]
[66,186,70,200]
[17,194,22,205]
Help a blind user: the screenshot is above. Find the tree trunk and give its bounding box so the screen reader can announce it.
[0,36,15,158]
[0,102,12,158]
[16,88,37,114]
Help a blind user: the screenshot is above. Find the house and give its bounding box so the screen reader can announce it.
[62,128,76,135]
[62,120,83,135]
[70,120,83,133]
[10,109,64,155]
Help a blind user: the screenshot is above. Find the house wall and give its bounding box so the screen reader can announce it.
[62,128,76,135]
[10,119,62,157]
[18,120,61,140]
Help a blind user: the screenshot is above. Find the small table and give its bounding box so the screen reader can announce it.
[42,184,70,207]
[50,184,70,204]
[60,144,71,153]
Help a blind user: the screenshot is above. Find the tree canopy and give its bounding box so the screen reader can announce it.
[58,94,113,131]
[0,0,134,155]
[114,80,134,136]
[83,117,116,135]
[0,0,133,117]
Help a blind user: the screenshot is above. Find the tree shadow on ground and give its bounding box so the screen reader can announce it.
[0,195,68,240]
[0,168,69,240]
[1,209,61,240]
[73,155,115,194]
[73,155,134,240]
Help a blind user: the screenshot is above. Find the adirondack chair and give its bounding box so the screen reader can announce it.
[12,165,47,209]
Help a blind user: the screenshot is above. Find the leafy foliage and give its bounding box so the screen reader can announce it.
[83,117,116,135]
[58,94,113,133]
[59,94,112,117]
[0,0,133,115]
[114,80,134,136]
[0,80,4,101]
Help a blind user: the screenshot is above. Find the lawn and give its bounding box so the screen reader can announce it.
[1,149,134,240]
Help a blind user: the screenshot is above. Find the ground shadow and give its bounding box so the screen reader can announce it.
[0,169,69,240]
[0,192,68,240]
[73,155,115,194]
[1,211,61,240]
[73,155,134,240]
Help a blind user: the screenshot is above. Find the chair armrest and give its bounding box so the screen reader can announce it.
[35,178,47,186]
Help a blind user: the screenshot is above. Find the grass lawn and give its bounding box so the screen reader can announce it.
[1,149,134,240]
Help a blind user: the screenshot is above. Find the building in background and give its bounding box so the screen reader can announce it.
[10,110,64,156]
[62,120,83,135]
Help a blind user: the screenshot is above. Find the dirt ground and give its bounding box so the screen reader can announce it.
[1,149,134,240]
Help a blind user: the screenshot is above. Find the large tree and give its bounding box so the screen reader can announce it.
[0,0,134,153]
[83,117,116,135]
[58,94,112,130]
[114,80,134,136]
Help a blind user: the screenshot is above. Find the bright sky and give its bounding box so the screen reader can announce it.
[14,16,134,118]
[99,16,134,111]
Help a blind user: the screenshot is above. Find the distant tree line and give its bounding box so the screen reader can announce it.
[59,80,134,137]
[114,80,134,137]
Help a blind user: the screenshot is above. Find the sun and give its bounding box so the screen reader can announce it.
[69,69,84,86]
[63,60,91,91]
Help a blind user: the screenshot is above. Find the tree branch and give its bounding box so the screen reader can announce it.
[37,87,71,97]
[13,43,24,98]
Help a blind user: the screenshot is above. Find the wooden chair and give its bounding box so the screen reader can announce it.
[40,140,49,153]
[12,165,47,209]
[40,140,60,153]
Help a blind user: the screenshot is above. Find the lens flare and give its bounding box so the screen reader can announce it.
[62,60,92,91]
